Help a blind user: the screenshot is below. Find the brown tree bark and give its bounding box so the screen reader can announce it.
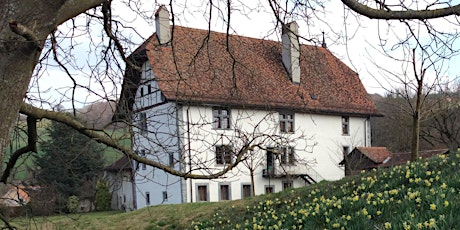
[0,0,104,166]
[341,0,460,20]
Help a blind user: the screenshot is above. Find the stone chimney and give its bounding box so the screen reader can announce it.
[155,5,171,45]
[282,22,300,84]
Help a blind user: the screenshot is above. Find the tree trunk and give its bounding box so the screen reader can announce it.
[0,0,103,171]
[250,169,255,196]
[410,111,420,161]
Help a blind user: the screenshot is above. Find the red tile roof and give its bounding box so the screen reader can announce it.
[381,149,449,167]
[114,26,381,119]
[355,147,392,164]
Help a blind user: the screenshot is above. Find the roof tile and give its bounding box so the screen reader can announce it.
[115,26,381,118]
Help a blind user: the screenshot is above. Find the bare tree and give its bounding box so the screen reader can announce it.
[421,88,460,151]
[1,0,460,208]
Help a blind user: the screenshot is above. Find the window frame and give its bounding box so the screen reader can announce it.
[196,184,209,202]
[168,153,175,167]
[215,145,233,165]
[343,146,350,157]
[279,146,296,166]
[342,116,350,135]
[279,112,295,133]
[145,192,150,206]
[265,185,274,194]
[139,149,147,170]
[212,107,231,129]
[282,180,293,191]
[219,183,231,201]
[162,191,168,201]
[139,112,148,135]
[241,184,252,198]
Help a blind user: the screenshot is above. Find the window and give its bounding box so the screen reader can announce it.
[219,184,230,201]
[342,116,349,135]
[162,191,168,201]
[139,112,148,135]
[283,181,293,190]
[140,150,146,170]
[265,185,274,194]
[213,108,231,129]
[145,192,150,206]
[197,185,208,202]
[343,146,350,157]
[169,153,174,167]
[265,148,275,176]
[140,87,145,97]
[242,184,252,198]
[280,147,295,165]
[148,84,152,94]
[279,113,294,133]
[216,145,232,165]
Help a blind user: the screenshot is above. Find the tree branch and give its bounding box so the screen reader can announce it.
[1,116,38,184]
[341,0,460,20]
[19,102,252,180]
[101,0,140,71]
[8,20,42,51]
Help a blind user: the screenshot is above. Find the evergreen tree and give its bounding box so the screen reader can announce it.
[35,119,105,200]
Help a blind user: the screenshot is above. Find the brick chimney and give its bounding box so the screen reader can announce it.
[282,22,300,84]
[155,5,171,45]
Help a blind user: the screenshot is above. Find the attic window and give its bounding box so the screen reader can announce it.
[342,116,349,135]
[213,108,231,129]
[279,113,294,133]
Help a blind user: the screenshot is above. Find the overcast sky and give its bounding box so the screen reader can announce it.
[30,0,460,109]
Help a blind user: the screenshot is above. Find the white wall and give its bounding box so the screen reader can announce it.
[132,63,183,209]
[177,105,369,202]
[131,61,370,206]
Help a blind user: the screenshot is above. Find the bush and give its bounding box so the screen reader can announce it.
[67,195,79,213]
[94,181,111,211]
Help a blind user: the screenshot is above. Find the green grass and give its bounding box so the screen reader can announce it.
[6,152,460,229]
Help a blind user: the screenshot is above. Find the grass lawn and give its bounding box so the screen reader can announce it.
[6,152,460,229]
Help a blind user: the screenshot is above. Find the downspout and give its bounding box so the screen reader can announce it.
[364,118,367,147]
[176,105,184,204]
[187,107,193,203]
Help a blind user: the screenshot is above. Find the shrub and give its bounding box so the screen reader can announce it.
[67,195,79,213]
[95,180,111,211]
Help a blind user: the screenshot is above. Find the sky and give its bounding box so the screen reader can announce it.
[29,0,460,109]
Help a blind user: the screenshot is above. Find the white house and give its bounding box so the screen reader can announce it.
[103,156,135,211]
[114,6,381,209]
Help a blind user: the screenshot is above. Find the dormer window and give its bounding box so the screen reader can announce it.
[279,113,294,133]
[213,107,231,129]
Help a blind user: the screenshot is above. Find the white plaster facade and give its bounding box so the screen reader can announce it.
[114,7,380,209]
[130,63,372,209]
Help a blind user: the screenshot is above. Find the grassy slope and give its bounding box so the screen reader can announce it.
[8,152,460,230]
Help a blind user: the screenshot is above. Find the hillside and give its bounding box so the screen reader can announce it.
[9,152,460,229]
[6,102,129,183]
